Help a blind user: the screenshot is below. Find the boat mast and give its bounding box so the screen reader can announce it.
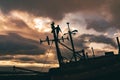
[91,47,95,58]
[116,37,120,54]
[51,22,63,67]
[40,22,79,67]
[67,22,77,61]
[40,22,63,68]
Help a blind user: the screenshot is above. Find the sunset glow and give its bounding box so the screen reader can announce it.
[33,18,51,32]
[0,0,119,71]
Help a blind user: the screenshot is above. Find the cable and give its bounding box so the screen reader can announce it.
[40,42,53,72]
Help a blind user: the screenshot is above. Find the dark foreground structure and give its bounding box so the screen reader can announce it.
[48,22,120,80]
[0,73,49,80]
[0,55,120,80]
[0,68,49,80]
[49,55,120,80]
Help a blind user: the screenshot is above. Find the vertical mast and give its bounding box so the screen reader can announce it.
[116,37,120,54]
[67,22,77,61]
[91,47,95,58]
[51,22,63,67]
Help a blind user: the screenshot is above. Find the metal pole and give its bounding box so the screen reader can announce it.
[116,37,120,54]
[91,47,95,58]
[51,22,63,67]
[67,22,77,61]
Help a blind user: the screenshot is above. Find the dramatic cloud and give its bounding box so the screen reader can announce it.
[0,0,120,31]
[79,34,117,48]
[8,18,29,29]
[0,53,58,68]
[0,0,120,70]
[84,15,112,32]
[0,0,106,20]
[72,37,89,50]
[0,33,46,55]
[84,0,120,31]
[109,0,120,29]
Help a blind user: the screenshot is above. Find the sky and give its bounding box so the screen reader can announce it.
[0,0,120,72]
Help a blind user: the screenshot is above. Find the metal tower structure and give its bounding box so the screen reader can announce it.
[40,22,68,67]
[40,22,86,67]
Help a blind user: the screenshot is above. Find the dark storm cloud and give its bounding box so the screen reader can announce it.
[61,33,117,51]
[79,34,117,48]
[85,15,112,32]
[0,0,120,31]
[0,33,46,55]
[0,0,105,20]
[73,37,89,49]
[109,0,120,29]
[84,0,120,32]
